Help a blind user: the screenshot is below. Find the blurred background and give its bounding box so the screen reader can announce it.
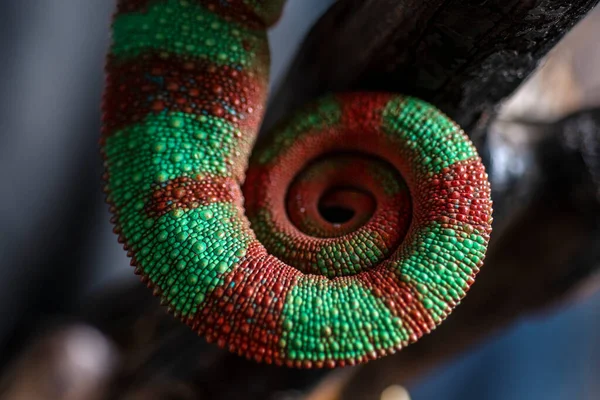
[0,1,598,399]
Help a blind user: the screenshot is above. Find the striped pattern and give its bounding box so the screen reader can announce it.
[102,0,493,368]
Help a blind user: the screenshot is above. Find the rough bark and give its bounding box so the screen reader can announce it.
[263,0,600,142]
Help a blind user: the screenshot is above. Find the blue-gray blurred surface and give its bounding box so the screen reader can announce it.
[409,290,600,400]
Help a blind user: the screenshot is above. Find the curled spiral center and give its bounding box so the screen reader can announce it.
[318,187,373,225]
[248,153,413,278]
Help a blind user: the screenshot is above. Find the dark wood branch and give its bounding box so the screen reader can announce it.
[263,0,600,141]
[261,0,445,134]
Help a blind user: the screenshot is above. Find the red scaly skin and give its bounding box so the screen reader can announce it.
[101,0,493,368]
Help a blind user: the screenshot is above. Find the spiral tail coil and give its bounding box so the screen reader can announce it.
[102,0,492,368]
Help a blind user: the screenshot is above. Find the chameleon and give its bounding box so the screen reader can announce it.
[101,0,493,368]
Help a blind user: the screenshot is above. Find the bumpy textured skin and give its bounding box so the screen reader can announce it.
[101,0,493,368]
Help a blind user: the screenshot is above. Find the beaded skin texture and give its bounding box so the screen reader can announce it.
[101,0,493,368]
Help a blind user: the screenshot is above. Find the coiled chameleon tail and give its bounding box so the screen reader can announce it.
[101,0,493,368]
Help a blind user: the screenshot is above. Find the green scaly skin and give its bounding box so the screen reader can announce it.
[101,0,493,368]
